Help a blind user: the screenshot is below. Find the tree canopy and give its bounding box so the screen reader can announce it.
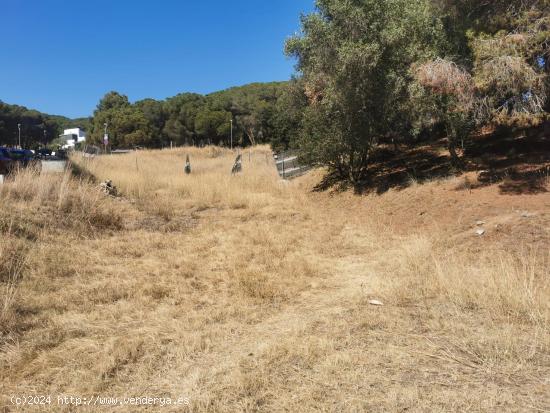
[0,101,89,149]
[286,0,447,184]
[87,82,297,149]
[285,0,549,183]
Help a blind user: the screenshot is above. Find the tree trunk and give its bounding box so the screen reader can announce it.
[348,150,369,187]
[448,139,463,169]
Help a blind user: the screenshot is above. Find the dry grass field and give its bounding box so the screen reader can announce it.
[1,146,549,412]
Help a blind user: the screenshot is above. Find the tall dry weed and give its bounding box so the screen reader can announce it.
[0,231,27,333]
[71,146,285,217]
[0,167,122,235]
[389,236,549,326]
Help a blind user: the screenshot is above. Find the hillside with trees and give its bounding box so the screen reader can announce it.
[1,81,302,152]
[286,0,549,188]
[87,82,302,150]
[0,101,90,149]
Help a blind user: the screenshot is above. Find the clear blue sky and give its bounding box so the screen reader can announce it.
[1,0,313,118]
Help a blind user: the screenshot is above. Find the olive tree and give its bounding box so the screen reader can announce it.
[286,0,446,186]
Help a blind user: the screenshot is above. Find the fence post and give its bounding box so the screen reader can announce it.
[282,152,285,179]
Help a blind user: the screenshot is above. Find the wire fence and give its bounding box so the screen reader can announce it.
[274,150,311,179]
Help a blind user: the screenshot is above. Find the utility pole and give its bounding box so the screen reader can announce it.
[17,123,21,148]
[230,118,233,150]
[43,129,47,147]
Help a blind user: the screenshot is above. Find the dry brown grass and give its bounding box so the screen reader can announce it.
[1,146,548,412]
[73,146,296,216]
[0,231,27,336]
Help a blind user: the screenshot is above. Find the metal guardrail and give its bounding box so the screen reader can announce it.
[274,150,311,179]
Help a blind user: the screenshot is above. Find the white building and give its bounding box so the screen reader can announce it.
[60,128,86,149]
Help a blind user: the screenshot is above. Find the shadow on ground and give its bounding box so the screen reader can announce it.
[465,127,550,195]
[314,123,550,196]
[314,140,456,195]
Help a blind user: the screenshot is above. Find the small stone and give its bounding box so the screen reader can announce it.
[520,211,536,218]
[99,180,118,196]
[368,299,384,306]
[476,220,485,226]
[475,229,485,236]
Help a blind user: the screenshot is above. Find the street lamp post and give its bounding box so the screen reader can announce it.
[17,123,21,148]
[230,118,233,150]
[103,123,108,153]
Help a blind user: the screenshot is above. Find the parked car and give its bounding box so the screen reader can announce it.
[0,148,41,175]
[37,148,52,159]
[9,149,42,168]
[0,147,15,175]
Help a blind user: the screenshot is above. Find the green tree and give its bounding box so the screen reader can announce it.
[286,0,446,185]
[0,101,71,148]
[135,98,166,146]
[163,93,204,145]
[413,0,549,166]
[205,82,287,146]
[90,92,154,148]
[96,91,130,112]
[270,79,308,151]
[87,83,296,150]
[194,109,232,145]
[412,58,479,166]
